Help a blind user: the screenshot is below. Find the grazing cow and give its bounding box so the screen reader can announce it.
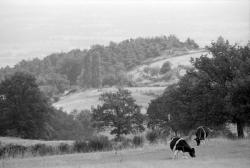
[194,126,213,146]
[170,137,195,159]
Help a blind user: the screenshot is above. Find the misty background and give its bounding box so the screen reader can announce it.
[0,0,249,67]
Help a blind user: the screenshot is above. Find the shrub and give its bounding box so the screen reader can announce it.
[120,137,133,149]
[112,136,133,150]
[58,143,71,154]
[160,61,172,74]
[0,147,3,159]
[221,129,237,139]
[209,126,237,139]
[146,130,160,143]
[73,141,90,153]
[132,135,144,147]
[0,144,27,158]
[88,135,112,152]
[31,144,54,156]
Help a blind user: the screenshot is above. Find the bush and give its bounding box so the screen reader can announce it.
[73,135,112,153]
[88,135,112,151]
[0,144,27,158]
[73,141,90,153]
[160,61,172,74]
[132,135,144,147]
[58,143,71,154]
[209,126,237,139]
[112,136,133,150]
[31,144,54,156]
[120,137,133,149]
[146,130,160,143]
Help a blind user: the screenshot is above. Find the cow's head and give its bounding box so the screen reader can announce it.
[194,137,200,146]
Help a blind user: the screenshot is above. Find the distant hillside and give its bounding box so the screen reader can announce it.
[54,50,210,113]
[128,50,209,86]
[0,35,199,98]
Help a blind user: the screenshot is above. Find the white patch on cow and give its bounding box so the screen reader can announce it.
[172,138,183,159]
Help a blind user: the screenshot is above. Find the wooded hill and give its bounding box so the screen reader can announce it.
[0,35,199,98]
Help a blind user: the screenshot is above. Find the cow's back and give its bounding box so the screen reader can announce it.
[170,137,179,151]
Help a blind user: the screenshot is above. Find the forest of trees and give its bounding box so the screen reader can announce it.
[147,38,250,138]
[0,35,199,98]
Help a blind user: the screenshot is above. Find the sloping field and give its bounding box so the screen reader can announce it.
[2,138,250,168]
[128,50,209,82]
[53,87,165,113]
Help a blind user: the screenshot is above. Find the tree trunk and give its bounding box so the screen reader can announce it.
[236,121,244,138]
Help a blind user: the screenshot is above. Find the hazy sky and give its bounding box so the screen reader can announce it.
[0,0,249,67]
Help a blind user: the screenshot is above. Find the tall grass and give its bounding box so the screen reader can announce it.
[132,135,144,147]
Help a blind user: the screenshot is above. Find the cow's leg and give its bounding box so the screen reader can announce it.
[203,138,206,144]
[182,152,188,159]
[173,150,178,159]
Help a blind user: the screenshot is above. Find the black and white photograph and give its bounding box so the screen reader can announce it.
[0,0,249,167]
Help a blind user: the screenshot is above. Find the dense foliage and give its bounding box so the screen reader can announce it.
[0,35,199,97]
[0,72,94,139]
[0,72,50,138]
[47,109,94,140]
[160,61,172,74]
[92,88,145,140]
[147,38,250,138]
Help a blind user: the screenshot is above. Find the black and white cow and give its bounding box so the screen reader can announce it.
[170,137,195,159]
[194,126,213,146]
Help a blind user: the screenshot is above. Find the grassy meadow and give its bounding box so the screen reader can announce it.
[53,87,165,113]
[1,138,249,168]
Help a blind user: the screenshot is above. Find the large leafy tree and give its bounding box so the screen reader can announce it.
[191,40,250,138]
[147,39,250,138]
[92,88,145,140]
[0,72,50,139]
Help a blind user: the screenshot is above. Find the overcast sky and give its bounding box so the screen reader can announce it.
[0,0,249,67]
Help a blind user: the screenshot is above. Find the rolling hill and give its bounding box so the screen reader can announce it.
[53,50,209,113]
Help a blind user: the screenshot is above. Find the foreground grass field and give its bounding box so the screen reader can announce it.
[1,138,249,168]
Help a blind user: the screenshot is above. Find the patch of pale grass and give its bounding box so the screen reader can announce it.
[53,86,165,113]
[0,136,74,146]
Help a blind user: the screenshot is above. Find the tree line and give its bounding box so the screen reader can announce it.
[0,72,93,140]
[0,35,199,98]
